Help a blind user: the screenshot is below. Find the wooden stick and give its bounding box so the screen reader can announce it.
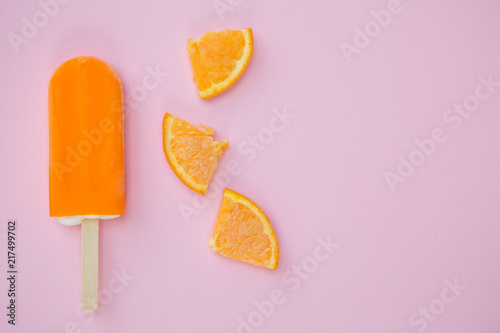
[81,218,99,313]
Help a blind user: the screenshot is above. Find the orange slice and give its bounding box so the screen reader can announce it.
[187,28,253,100]
[208,189,279,269]
[162,113,228,194]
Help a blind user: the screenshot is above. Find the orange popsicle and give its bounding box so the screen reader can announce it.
[49,56,125,219]
[48,56,125,313]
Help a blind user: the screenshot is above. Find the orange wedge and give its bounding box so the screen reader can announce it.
[187,28,253,100]
[208,189,279,269]
[162,113,228,194]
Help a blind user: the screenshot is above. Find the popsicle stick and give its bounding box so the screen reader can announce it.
[81,218,99,313]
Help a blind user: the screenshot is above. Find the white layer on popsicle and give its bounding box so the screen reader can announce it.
[57,215,120,226]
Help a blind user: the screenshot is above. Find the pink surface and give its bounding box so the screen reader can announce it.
[1,0,500,332]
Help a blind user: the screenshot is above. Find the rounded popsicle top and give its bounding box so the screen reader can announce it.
[49,56,125,222]
[50,56,122,88]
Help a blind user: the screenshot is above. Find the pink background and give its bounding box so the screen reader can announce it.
[1,0,500,332]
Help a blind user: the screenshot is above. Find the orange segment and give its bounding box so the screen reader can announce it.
[162,113,228,194]
[187,28,253,99]
[208,189,279,269]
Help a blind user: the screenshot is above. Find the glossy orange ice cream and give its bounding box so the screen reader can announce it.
[49,56,125,219]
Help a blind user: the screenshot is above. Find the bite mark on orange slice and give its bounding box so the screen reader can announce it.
[162,113,228,194]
